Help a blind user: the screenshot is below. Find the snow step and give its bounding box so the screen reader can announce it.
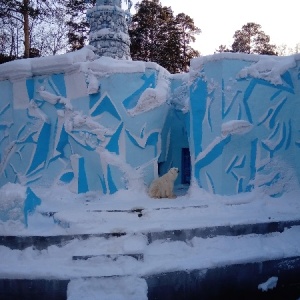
[67,276,148,300]
[87,204,208,216]
[146,219,300,243]
[0,232,128,250]
[2,219,300,250]
[72,253,144,261]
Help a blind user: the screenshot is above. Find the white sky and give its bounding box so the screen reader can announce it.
[129,0,299,55]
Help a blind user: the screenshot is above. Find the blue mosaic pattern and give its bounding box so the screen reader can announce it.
[0,69,169,194]
[190,58,300,196]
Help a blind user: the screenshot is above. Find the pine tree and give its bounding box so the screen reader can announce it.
[231,22,277,55]
[175,13,200,72]
[129,0,200,73]
[66,0,96,52]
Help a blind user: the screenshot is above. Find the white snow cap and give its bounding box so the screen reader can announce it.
[238,56,296,85]
[0,46,97,80]
[191,52,298,86]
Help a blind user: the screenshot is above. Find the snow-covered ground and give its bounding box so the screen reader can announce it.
[1,183,300,236]
[0,180,300,300]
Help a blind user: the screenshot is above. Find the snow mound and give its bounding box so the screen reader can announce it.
[258,276,278,292]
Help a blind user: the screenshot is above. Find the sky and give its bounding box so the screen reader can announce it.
[129,0,300,55]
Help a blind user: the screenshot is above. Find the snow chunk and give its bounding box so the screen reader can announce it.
[258,276,278,292]
[238,56,296,85]
[39,90,61,105]
[221,120,253,136]
[87,73,99,94]
[0,183,27,223]
[128,68,170,116]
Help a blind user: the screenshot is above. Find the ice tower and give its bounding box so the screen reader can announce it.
[87,0,131,59]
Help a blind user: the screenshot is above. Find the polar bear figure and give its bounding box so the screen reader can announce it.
[148,167,179,199]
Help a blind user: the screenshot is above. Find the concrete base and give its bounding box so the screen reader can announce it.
[0,257,299,299]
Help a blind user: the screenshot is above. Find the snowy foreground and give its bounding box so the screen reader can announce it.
[1,184,300,299]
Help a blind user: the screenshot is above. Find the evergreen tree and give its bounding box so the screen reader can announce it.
[215,44,231,53]
[232,22,277,55]
[175,13,200,72]
[217,23,277,55]
[129,0,200,73]
[66,0,96,52]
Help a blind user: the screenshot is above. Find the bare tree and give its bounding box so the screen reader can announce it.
[0,0,67,58]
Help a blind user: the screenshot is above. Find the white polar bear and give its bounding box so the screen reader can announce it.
[148,167,179,199]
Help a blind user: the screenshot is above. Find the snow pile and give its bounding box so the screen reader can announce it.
[258,276,278,292]
[0,183,26,223]
[67,277,148,300]
[82,56,146,75]
[128,67,170,116]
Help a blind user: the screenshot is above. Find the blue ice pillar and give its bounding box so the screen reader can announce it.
[189,54,300,196]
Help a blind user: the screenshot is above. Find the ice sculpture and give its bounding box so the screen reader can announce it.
[87,0,132,59]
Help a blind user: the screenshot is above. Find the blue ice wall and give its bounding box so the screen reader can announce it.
[1,50,300,197]
[0,49,170,194]
[189,54,300,196]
